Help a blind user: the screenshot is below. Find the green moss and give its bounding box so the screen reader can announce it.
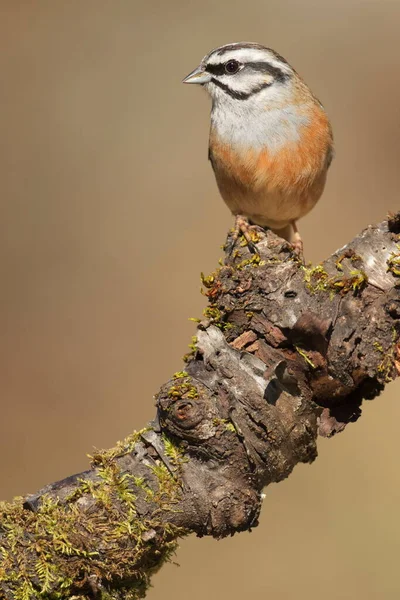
[0,453,186,600]
[335,250,362,271]
[303,264,368,297]
[203,306,222,321]
[332,270,368,294]
[201,304,233,332]
[373,338,398,383]
[167,380,198,400]
[224,422,236,433]
[0,421,190,600]
[183,335,198,363]
[295,346,317,369]
[162,434,187,466]
[387,247,400,277]
[212,418,236,433]
[173,371,188,379]
[303,265,330,293]
[235,253,265,270]
[372,327,400,383]
[373,341,384,353]
[239,229,260,246]
[200,268,225,301]
[200,272,216,288]
[90,428,151,468]
[377,355,394,382]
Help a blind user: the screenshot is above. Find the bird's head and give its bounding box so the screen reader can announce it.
[183,42,298,105]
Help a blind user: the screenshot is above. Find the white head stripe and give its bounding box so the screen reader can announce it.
[203,44,293,76]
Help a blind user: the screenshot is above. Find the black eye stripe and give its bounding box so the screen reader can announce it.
[245,62,288,82]
[210,78,273,100]
[206,63,230,76]
[205,61,288,82]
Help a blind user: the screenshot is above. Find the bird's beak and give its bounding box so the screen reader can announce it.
[182,66,212,85]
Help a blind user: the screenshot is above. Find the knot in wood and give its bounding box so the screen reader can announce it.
[164,397,204,431]
[156,375,218,443]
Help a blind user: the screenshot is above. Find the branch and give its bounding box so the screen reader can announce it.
[1,215,400,600]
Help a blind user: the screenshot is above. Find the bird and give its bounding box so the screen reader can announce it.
[182,42,333,255]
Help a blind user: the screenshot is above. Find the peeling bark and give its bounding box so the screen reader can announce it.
[1,216,400,599]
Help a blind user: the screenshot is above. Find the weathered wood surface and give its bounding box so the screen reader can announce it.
[1,216,400,599]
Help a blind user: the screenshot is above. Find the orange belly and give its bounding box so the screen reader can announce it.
[209,105,332,229]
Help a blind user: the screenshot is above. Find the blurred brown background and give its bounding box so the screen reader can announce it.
[1,1,400,598]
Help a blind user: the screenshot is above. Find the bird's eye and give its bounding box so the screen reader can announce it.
[224,60,240,74]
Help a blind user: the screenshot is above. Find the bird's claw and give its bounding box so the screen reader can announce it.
[224,215,262,256]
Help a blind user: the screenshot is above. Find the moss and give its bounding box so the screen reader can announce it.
[162,434,187,466]
[235,253,265,270]
[167,378,199,400]
[239,229,260,246]
[200,268,225,301]
[173,371,188,379]
[90,428,151,467]
[212,418,236,434]
[335,249,362,271]
[387,247,400,277]
[203,306,223,321]
[200,272,216,288]
[295,346,317,369]
[374,338,397,383]
[202,304,233,332]
[373,341,384,353]
[0,454,186,600]
[303,264,330,293]
[0,422,189,600]
[183,335,198,363]
[372,327,400,383]
[332,270,368,294]
[303,264,368,297]
[377,355,394,382]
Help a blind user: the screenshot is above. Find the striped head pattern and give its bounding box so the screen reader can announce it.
[183,42,297,103]
[183,42,328,155]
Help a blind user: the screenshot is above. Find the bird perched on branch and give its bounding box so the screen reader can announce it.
[183,42,333,254]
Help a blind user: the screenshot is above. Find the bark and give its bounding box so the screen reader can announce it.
[1,215,400,600]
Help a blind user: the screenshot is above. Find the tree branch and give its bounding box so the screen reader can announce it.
[1,215,400,600]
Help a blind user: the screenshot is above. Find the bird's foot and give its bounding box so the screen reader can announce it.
[291,221,305,263]
[224,216,262,255]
